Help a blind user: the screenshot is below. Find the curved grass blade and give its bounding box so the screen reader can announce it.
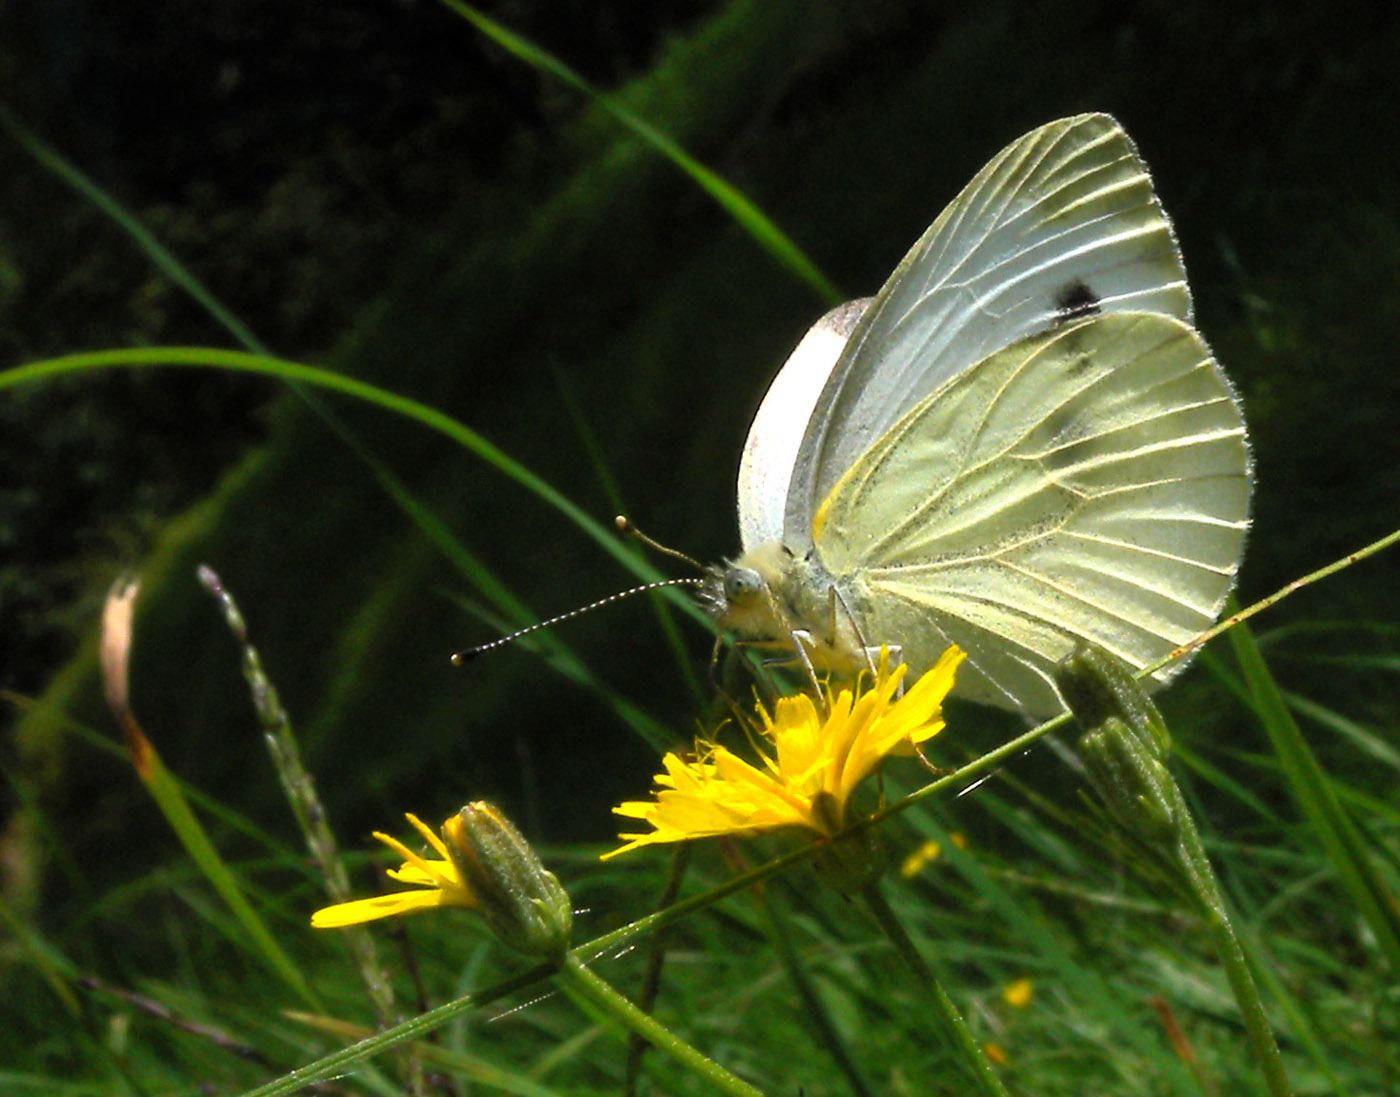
[437,0,841,306]
[100,581,320,1011]
[0,105,266,354]
[0,348,702,625]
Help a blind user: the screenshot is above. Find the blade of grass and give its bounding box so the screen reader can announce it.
[0,891,82,1016]
[755,880,874,1097]
[308,405,678,750]
[119,718,320,1010]
[436,0,841,306]
[0,348,702,625]
[1226,608,1400,971]
[0,104,266,353]
[1282,692,1400,772]
[552,365,704,708]
[198,568,403,1050]
[287,1013,570,1097]
[3,690,300,866]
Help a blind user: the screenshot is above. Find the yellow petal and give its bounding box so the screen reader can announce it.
[310,888,448,928]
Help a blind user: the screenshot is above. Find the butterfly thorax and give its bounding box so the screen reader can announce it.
[703,540,870,675]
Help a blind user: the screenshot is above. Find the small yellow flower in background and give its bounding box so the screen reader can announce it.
[311,813,478,928]
[1002,977,1034,1009]
[605,646,965,859]
[899,838,942,878]
[897,831,968,878]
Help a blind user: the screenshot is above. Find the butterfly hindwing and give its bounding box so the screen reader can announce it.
[815,312,1250,713]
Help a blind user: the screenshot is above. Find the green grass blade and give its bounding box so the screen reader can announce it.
[1283,691,1400,772]
[436,0,841,306]
[757,885,874,1097]
[0,348,704,623]
[0,104,268,354]
[122,726,320,1009]
[237,964,552,1097]
[0,889,82,1016]
[4,690,300,862]
[552,365,704,708]
[1226,611,1400,970]
[4,346,689,749]
[313,406,677,749]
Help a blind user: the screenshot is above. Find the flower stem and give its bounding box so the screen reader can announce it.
[859,883,1011,1097]
[1170,788,1295,1097]
[1060,647,1294,1097]
[556,953,768,1097]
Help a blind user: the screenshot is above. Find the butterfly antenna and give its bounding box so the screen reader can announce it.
[450,577,703,665]
[615,515,706,573]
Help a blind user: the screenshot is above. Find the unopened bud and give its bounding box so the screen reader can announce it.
[443,802,572,958]
[1056,645,1171,760]
[1078,716,1178,842]
[1057,646,1179,843]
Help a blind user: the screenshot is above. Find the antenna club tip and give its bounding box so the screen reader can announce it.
[614,514,631,531]
[450,651,474,667]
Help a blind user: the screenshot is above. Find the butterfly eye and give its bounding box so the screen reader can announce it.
[723,568,764,605]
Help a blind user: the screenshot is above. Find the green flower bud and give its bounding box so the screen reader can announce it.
[443,802,573,958]
[1078,716,1178,843]
[1056,644,1171,760]
[1056,646,1183,844]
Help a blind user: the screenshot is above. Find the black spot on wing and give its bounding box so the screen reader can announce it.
[1054,280,1101,322]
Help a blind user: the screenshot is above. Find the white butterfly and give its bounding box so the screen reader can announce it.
[704,113,1251,717]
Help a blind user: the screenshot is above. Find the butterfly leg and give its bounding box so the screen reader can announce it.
[787,629,829,711]
[826,585,886,679]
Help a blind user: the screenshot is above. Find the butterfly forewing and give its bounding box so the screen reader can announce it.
[785,113,1193,548]
[814,312,1250,715]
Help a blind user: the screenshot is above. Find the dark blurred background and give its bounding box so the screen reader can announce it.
[2,0,1397,926]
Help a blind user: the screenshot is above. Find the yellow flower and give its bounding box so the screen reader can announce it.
[1002,977,1034,1009]
[899,838,942,878]
[605,646,964,859]
[898,831,968,878]
[311,813,479,928]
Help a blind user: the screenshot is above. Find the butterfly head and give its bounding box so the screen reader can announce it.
[698,542,796,641]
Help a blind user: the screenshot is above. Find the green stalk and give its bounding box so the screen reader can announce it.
[859,883,1012,1097]
[1061,647,1294,1097]
[556,953,768,1097]
[198,568,401,1039]
[1169,787,1295,1097]
[1227,609,1400,971]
